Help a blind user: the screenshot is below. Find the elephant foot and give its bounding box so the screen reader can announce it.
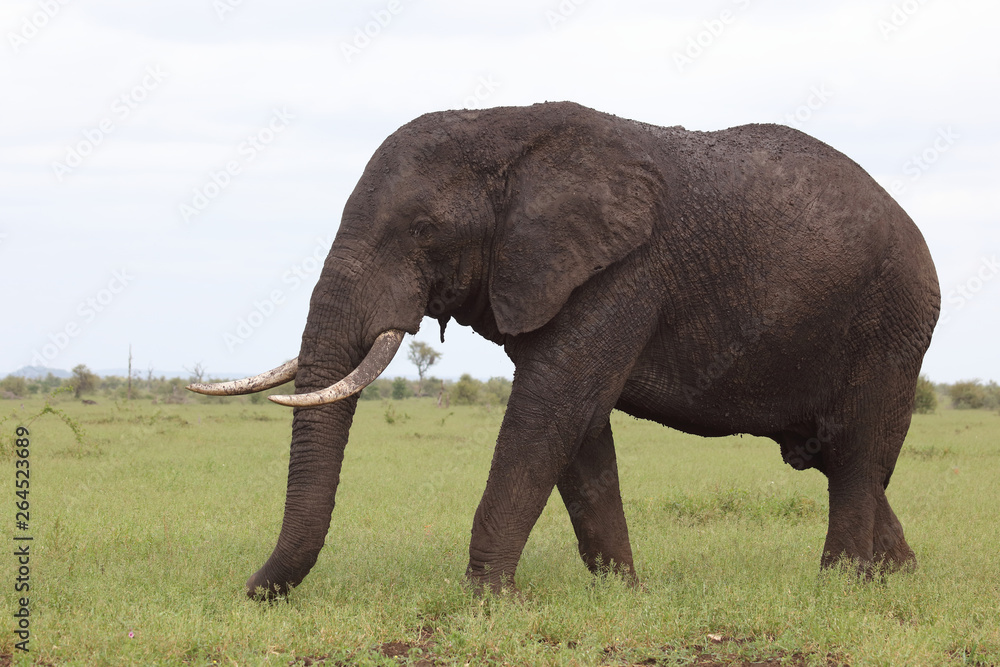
[588,570,643,593]
[820,491,916,579]
[464,565,522,599]
[871,505,917,575]
[582,555,640,588]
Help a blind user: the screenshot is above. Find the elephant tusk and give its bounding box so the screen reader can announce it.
[186,358,299,396]
[268,329,405,407]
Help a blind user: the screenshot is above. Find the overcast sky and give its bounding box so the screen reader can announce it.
[1,0,997,384]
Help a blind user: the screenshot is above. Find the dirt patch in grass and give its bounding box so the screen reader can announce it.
[284,634,843,667]
[288,627,437,666]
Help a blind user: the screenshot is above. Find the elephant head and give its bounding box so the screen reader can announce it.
[189,102,661,596]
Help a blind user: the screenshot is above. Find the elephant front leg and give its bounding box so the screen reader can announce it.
[465,377,626,595]
[464,403,562,595]
[464,295,653,595]
[465,441,559,594]
[557,421,637,584]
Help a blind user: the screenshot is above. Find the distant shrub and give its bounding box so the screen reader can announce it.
[453,374,481,405]
[989,381,1000,410]
[482,377,512,407]
[913,375,937,414]
[391,377,413,400]
[359,378,391,400]
[0,375,27,397]
[949,380,989,410]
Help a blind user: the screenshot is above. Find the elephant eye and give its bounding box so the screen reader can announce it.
[409,217,435,239]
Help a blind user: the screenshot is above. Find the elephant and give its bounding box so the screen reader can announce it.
[189,101,940,598]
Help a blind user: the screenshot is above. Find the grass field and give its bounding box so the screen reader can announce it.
[2,395,998,666]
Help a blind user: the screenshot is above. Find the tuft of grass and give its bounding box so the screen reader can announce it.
[903,445,953,460]
[658,486,824,525]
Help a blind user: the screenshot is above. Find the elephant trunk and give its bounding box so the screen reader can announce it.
[247,266,394,598]
[246,395,357,597]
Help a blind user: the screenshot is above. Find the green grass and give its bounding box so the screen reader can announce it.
[2,396,998,665]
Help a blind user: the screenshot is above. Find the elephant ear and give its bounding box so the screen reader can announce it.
[489,129,660,336]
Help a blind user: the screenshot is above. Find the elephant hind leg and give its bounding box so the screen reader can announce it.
[822,482,915,574]
[820,415,916,575]
[556,421,637,584]
[872,490,916,572]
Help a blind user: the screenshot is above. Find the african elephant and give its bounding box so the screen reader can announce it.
[189,101,940,598]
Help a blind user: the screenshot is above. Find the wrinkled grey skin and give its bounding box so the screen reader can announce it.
[243,102,939,597]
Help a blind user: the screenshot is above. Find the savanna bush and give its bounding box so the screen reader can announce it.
[453,373,481,405]
[913,374,937,413]
[948,380,999,410]
[0,374,28,397]
[391,376,414,400]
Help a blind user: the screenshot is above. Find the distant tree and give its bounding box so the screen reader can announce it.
[949,380,987,409]
[913,374,937,414]
[26,373,62,395]
[185,362,206,384]
[981,381,1000,410]
[483,377,512,407]
[100,375,125,392]
[407,341,441,396]
[70,364,99,399]
[0,375,27,397]
[42,373,64,392]
[391,377,413,400]
[453,374,481,405]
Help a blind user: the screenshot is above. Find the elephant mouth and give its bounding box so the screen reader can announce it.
[427,286,461,318]
[186,329,406,407]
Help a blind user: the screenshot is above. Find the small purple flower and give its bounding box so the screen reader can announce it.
[128,631,135,639]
